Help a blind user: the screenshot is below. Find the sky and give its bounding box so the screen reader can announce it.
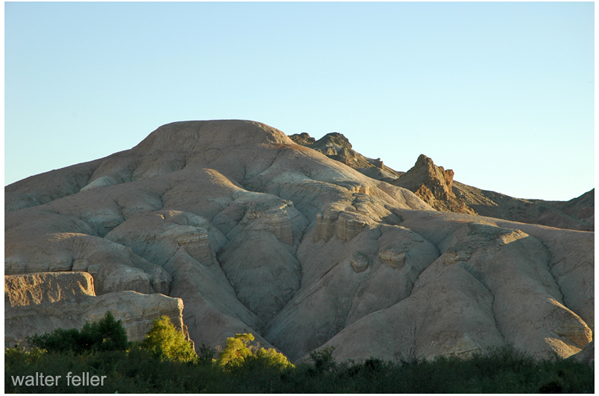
[4,2,595,201]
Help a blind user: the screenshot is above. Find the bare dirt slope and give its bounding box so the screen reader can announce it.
[5,120,593,363]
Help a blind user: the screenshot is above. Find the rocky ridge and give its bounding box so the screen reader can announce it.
[5,120,593,364]
[392,154,476,215]
[290,132,593,231]
[289,132,403,182]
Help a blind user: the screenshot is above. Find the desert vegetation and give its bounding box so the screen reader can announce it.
[5,312,593,393]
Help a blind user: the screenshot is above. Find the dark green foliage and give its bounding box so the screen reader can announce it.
[81,311,128,352]
[196,342,216,365]
[27,311,128,354]
[309,346,336,373]
[6,336,594,394]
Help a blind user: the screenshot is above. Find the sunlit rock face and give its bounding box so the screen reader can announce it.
[5,119,593,363]
[392,154,476,215]
[5,272,186,347]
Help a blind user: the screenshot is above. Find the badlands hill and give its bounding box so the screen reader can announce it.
[5,120,594,363]
[290,132,594,231]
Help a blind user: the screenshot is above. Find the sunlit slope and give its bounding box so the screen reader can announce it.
[5,120,593,362]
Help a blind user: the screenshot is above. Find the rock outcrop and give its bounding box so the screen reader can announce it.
[289,132,402,182]
[393,154,476,215]
[5,272,186,347]
[5,120,593,364]
[290,132,593,232]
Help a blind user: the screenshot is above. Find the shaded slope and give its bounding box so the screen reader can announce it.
[5,119,593,364]
[453,182,593,231]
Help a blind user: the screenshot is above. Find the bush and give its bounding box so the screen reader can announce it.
[7,328,594,393]
[80,311,128,352]
[309,346,336,373]
[216,333,294,372]
[139,316,197,363]
[27,311,128,353]
[196,343,216,365]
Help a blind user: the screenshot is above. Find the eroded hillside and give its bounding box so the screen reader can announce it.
[5,120,593,363]
[290,131,594,231]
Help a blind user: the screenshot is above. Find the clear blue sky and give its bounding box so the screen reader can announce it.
[5,2,594,201]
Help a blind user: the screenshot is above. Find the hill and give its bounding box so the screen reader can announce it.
[5,120,593,363]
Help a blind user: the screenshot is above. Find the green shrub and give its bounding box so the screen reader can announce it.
[7,329,594,394]
[27,311,128,354]
[139,316,197,363]
[196,343,216,365]
[216,333,294,372]
[5,345,46,368]
[309,346,337,373]
[216,333,254,370]
[80,311,128,352]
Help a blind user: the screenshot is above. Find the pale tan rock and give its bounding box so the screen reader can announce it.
[79,175,119,192]
[301,261,506,363]
[225,193,309,246]
[6,230,171,295]
[263,222,441,360]
[348,252,370,273]
[5,159,104,210]
[5,272,185,347]
[105,209,228,267]
[219,230,302,323]
[4,120,593,365]
[378,248,407,269]
[289,132,403,182]
[399,210,594,332]
[406,216,592,359]
[291,132,593,232]
[344,225,440,326]
[314,209,375,242]
[5,272,95,307]
[162,249,275,352]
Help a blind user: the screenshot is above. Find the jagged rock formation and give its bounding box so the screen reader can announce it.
[393,154,476,215]
[289,132,402,182]
[5,272,186,347]
[291,132,593,232]
[5,120,593,364]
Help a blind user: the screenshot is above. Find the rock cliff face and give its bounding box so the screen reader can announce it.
[5,272,187,347]
[5,120,593,363]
